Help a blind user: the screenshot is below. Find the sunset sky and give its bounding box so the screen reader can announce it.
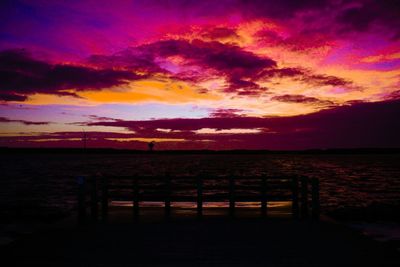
[1,0,399,149]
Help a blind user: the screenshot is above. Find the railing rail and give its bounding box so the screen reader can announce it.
[77,174,320,225]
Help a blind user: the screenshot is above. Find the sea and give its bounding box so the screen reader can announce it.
[1,152,399,222]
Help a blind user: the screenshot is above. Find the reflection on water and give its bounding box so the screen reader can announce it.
[111,201,290,209]
[0,153,399,220]
[108,201,292,220]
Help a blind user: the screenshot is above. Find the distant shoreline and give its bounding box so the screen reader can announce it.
[1,147,400,154]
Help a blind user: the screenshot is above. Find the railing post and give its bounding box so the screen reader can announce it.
[165,173,171,219]
[77,176,86,226]
[132,175,139,220]
[197,174,203,218]
[300,176,309,219]
[229,176,235,217]
[101,175,108,223]
[291,176,299,219]
[90,175,98,222]
[311,178,320,220]
[261,176,267,218]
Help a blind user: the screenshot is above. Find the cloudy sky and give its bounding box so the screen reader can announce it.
[1,0,399,149]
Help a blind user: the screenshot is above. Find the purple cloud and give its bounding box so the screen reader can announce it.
[0,49,144,102]
[139,39,276,78]
[224,78,268,96]
[200,27,240,40]
[259,67,353,87]
[209,108,244,118]
[70,100,400,149]
[144,1,400,39]
[337,0,400,39]
[271,94,334,105]
[0,116,52,125]
[0,93,28,102]
[85,115,124,122]
[87,49,166,74]
[387,90,400,100]
[3,100,400,149]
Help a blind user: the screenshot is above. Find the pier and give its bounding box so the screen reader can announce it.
[77,174,320,224]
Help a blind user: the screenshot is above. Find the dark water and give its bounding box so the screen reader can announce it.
[1,153,399,221]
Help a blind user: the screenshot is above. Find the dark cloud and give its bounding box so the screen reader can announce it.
[0,116,51,125]
[147,0,400,39]
[224,78,268,96]
[88,49,165,74]
[258,68,305,79]
[71,100,400,149]
[144,0,331,19]
[259,67,353,87]
[236,0,400,39]
[140,39,276,78]
[200,27,240,40]
[388,90,400,100]
[87,38,353,97]
[0,49,144,102]
[86,39,277,96]
[337,0,400,39]
[246,0,400,40]
[209,108,244,118]
[137,39,277,96]
[271,94,334,105]
[169,70,211,84]
[255,29,333,52]
[85,115,124,122]
[3,100,400,149]
[238,0,331,19]
[0,93,27,102]
[306,74,351,87]
[83,116,267,132]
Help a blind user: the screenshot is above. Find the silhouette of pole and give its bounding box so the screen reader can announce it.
[82,131,88,151]
[148,141,155,152]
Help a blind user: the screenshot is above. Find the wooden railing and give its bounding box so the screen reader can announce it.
[77,174,320,224]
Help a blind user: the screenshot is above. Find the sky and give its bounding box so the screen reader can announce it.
[0,0,400,150]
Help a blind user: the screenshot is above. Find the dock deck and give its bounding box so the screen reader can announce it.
[77,174,320,224]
